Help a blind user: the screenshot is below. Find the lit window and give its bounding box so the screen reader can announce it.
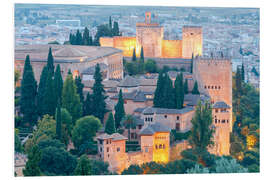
[222,120,226,123]
[117,147,120,152]
[227,120,229,123]
[215,119,217,123]
[164,115,167,118]
[215,109,218,113]
[177,116,179,120]
[150,118,153,122]
[155,145,158,149]
[204,86,207,89]
[159,144,162,149]
[107,147,109,152]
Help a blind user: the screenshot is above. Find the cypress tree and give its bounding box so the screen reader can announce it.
[235,67,242,98]
[184,79,189,94]
[91,64,107,123]
[174,73,184,109]
[140,46,144,63]
[153,72,164,108]
[105,112,116,135]
[20,55,38,126]
[56,101,62,140]
[47,47,54,75]
[241,64,245,82]
[192,81,200,94]
[109,16,112,29]
[189,101,214,152]
[43,71,56,116]
[114,89,125,129]
[62,73,83,124]
[82,27,90,45]
[83,92,94,116]
[89,36,93,46]
[75,75,84,104]
[23,145,41,176]
[54,64,63,104]
[163,73,175,109]
[132,48,136,61]
[75,29,82,45]
[37,66,48,117]
[113,21,119,36]
[190,53,194,73]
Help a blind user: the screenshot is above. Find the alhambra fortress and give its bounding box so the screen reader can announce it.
[15,12,232,173]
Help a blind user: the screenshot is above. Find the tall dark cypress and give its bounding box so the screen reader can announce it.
[190,53,194,73]
[83,92,93,116]
[113,21,119,36]
[47,47,54,75]
[20,55,38,126]
[192,81,200,94]
[37,66,48,117]
[75,75,84,103]
[54,64,63,104]
[163,73,175,109]
[241,64,245,82]
[174,73,184,109]
[43,71,56,116]
[153,72,164,108]
[132,48,136,61]
[140,46,144,63]
[114,89,125,129]
[56,101,62,140]
[75,29,82,45]
[184,79,189,94]
[82,27,90,45]
[92,64,107,123]
[236,67,242,98]
[109,16,112,29]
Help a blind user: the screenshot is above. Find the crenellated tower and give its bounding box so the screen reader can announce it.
[193,56,232,155]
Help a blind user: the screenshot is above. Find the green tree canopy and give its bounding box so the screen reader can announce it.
[62,73,82,124]
[215,157,248,173]
[54,64,63,103]
[140,46,144,63]
[105,112,116,135]
[74,154,92,175]
[56,102,62,140]
[83,92,94,116]
[154,72,165,108]
[75,75,84,103]
[72,115,102,149]
[174,73,184,109]
[37,66,48,117]
[144,59,157,73]
[39,146,77,175]
[132,48,136,61]
[112,21,120,36]
[121,115,136,140]
[47,47,54,75]
[189,101,214,153]
[23,145,42,176]
[20,55,38,126]
[184,79,189,94]
[43,70,56,116]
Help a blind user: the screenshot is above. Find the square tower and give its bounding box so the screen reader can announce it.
[182,26,203,59]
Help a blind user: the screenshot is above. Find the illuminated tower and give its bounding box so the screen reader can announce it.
[182,26,203,59]
[136,12,164,58]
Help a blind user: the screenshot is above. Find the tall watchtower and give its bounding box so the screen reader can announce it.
[136,12,163,58]
[193,56,232,155]
[182,26,203,59]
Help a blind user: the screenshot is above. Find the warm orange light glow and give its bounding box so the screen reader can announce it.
[153,132,169,163]
[247,135,257,149]
[162,40,182,58]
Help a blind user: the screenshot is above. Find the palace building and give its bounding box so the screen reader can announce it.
[100,12,202,59]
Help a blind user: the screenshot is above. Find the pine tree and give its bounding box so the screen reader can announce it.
[83,92,94,116]
[56,101,62,140]
[37,66,48,117]
[75,29,82,45]
[75,75,84,103]
[163,73,175,109]
[112,21,119,36]
[62,73,83,124]
[132,48,136,61]
[47,47,54,75]
[114,89,125,129]
[184,79,189,94]
[23,145,41,176]
[174,73,184,109]
[189,101,214,152]
[82,27,90,45]
[20,55,38,126]
[140,46,144,63]
[92,64,107,123]
[54,64,63,104]
[192,81,200,94]
[43,71,56,116]
[105,112,116,135]
[153,72,164,108]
